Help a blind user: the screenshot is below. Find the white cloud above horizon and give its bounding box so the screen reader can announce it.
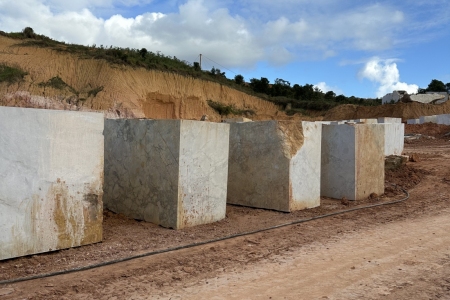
[0,0,413,68]
[359,57,418,97]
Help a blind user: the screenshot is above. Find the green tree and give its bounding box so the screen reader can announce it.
[426,79,447,92]
[234,74,244,85]
[249,77,270,94]
[22,27,35,38]
[139,48,148,58]
[335,94,347,102]
[324,91,336,100]
[271,78,292,97]
[193,62,201,71]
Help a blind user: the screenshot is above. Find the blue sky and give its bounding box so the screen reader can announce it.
[0,0,449,98]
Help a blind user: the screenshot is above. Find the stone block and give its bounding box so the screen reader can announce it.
[0,107,104,261]
[381,123,404,156]
[227,121,322,212]
[410,94,445,104]
[407,119,420,124]
[419,115,437,124]
[377,117,402,124]
[104,119,229,229]
[321,124,385,201]
[436,114,450,125]
[356,118,378,124]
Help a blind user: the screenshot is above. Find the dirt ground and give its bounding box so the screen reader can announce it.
[1,124,450,299]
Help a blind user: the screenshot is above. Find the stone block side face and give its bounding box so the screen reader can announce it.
[0,107,104,261]
[177,121,230,228]
[436,114,450,125]
[420,115,438,124]
[383,123,404,156]
[227,121,291,211]
[407,119,417,124]
[289,122,322,210]
[377,117,402,124]
[355,125,385,200]
[321,125,356,200]
[357,119,378,124]
[104,119,180,229]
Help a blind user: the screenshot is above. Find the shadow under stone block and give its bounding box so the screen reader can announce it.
[0,107,104,261]
[103,119,229,229]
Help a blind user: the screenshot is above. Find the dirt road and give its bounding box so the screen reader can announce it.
[1,129,450,299]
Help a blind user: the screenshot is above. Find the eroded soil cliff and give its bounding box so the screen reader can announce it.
[0,36,298,121]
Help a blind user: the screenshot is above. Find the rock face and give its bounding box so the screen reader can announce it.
[0,107,104,260]
[321,123,385,201]
[410,94,445,104]
[227,121,322,212]
[103,119,230,229]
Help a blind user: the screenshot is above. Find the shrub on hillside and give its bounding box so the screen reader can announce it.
[0,64,28,84]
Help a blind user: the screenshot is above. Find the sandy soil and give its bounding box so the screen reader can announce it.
[1,124,450,299]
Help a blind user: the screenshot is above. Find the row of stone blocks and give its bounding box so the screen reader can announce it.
[0,107,397,260]
[407,114,450,125]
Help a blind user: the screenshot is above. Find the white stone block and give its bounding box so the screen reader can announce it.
[419,115,437,124]
[407,119,420,124]
[321,124,385,200]
[377,117,402,124]
[104,119,229,229]
[227,121,322,212]
[382,123,405,156]
[356,118,378,124]
[410,94,445,104]
[0,107,104,261]
[436,114,450,125]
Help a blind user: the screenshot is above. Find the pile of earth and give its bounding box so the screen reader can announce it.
[405,123,450,139]
[323,101,450,122]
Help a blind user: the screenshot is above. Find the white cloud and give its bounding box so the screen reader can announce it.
[0,0,411,68]
[359,57,418,97]
[314,82,343,95]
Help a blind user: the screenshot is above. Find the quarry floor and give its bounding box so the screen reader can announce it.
[1,123,450,299]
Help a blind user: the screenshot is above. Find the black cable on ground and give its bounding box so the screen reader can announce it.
[0,185,409,286]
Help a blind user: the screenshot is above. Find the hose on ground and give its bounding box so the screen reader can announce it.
[0,184,409,285]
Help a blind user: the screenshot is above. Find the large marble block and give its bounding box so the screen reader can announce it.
[104,119,229,229]
[0,107,104,261]
[356,118,378,124]
[407,119,420,124]
[227,121,322,212]
[378,117,402,124]
[436,114,450,125]
[420,115,437,124]
[381,123,404,156]
[321,124,385,200]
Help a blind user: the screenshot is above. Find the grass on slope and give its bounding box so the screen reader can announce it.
[0,63,27,84]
